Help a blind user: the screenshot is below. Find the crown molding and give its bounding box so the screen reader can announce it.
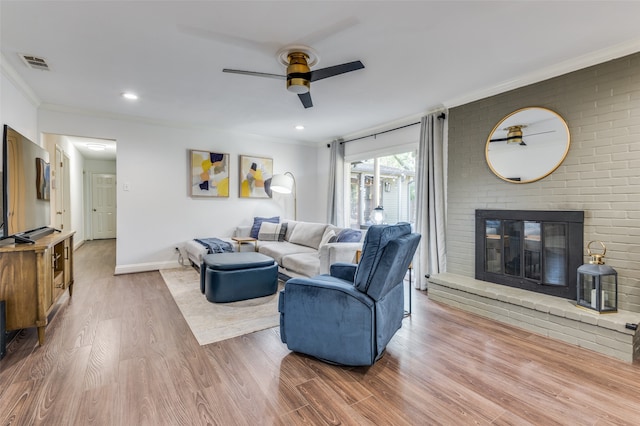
[38,103,311,147]
[443,38,640,109]
[0,53,41,107]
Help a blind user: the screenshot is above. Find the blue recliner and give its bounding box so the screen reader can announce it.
[278,223,421,366]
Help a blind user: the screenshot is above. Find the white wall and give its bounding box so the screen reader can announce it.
[315,143,331,223]
[37,109,321,273]
[344,124,420,162]
[0,64,38,143]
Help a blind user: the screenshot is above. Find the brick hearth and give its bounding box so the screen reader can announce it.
[428,273,640,363]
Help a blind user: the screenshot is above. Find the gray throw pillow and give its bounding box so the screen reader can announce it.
[250,216,279,239]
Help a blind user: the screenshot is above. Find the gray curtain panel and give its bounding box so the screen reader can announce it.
[326,140,345,226]
[415,112,447,289]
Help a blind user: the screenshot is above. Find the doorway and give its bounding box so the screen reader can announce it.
[46,133,117,243]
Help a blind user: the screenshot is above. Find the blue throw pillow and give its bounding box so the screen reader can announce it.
[250,216,279,239]
[335,228,362,243]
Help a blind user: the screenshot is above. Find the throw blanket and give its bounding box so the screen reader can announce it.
[194,238,233,254]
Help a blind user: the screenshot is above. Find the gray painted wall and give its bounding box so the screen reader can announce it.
[447,52,640,312]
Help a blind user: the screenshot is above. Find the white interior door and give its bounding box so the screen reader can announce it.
[92,174,116,239]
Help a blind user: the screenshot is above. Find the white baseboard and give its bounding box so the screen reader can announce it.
[114,260,182,275]
[73,239,85,251]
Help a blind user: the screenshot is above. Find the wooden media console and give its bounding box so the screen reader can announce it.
[0,230,75,345]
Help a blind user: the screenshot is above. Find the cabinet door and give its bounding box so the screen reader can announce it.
[63,236,73,288]
[51,242,65,300]
[0,251,40,330]
[43,248,54,309]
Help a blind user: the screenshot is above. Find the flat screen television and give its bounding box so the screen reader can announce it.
[1,125,52,243]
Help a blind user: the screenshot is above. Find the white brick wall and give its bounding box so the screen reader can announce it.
[447,52,640,312]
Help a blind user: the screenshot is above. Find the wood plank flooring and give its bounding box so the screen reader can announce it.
[1,239,639,425]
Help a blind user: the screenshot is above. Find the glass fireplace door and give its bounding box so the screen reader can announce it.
[475,210,583,299]
[482,219,568,286]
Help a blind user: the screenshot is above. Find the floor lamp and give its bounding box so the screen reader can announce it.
[271,172,297,220]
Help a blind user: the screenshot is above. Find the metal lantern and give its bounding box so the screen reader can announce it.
[577,241,618,313]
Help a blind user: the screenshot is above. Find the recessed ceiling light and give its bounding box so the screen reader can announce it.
[86,143,106,151]
[121,92,138,100]
[295,125,305,130]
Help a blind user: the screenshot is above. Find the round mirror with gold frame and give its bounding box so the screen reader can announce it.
[485,107,570,183]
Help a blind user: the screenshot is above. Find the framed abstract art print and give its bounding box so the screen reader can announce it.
[190,150,229,197]
[239,155,273,198]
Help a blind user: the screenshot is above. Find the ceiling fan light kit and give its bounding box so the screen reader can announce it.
[285,52,311,94]
[506,125,525,144]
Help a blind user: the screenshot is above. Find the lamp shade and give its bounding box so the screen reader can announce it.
[271,174,294,194]
[370,205,385,225]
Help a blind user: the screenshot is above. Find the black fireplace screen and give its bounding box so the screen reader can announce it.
[476,210,584,299]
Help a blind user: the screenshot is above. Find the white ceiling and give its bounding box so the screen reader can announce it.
[2,1,640,155]
[64,135,117,160]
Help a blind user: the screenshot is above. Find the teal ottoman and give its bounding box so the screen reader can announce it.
[201,252,278,303]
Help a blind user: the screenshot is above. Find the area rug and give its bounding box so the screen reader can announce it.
[159,267,281,346]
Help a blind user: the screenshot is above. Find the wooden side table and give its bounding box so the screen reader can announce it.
[231,236,258,252]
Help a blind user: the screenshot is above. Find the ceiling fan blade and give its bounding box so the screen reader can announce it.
[177,25,280,54]
[298,92,313,108]
[308,60,364,82]
[526,130,556,137]
[222,69,286,80]
[297,17,359,46]
[491,129,556,142]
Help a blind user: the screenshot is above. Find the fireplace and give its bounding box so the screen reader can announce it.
[475,210,584,299]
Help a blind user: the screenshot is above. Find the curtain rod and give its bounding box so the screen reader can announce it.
[328,112,445,147]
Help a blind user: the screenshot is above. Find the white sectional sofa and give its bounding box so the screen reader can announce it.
[183,219,365,279]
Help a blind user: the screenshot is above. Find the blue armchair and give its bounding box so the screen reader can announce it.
[278,223,421,366]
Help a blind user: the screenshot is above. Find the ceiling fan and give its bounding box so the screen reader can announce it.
[222,45,364,108]
[489,125,555,146]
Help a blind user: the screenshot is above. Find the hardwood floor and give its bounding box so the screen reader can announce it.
[1,239,639,425]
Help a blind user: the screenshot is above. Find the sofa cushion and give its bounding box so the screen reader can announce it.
[250,216,279,239]
[258,241,316,264]
[258,222,287,241]
[288,222,328,249]
[280,253,320,278]
[283,220,298,241]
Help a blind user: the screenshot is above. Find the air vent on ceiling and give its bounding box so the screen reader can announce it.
[19,54,50,71]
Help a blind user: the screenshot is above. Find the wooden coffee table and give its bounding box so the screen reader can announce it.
[231,236,258,252]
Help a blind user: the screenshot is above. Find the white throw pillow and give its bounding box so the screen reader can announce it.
[258,222,287,241]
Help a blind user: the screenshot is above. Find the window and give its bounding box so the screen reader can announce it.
[349,151,416,228]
